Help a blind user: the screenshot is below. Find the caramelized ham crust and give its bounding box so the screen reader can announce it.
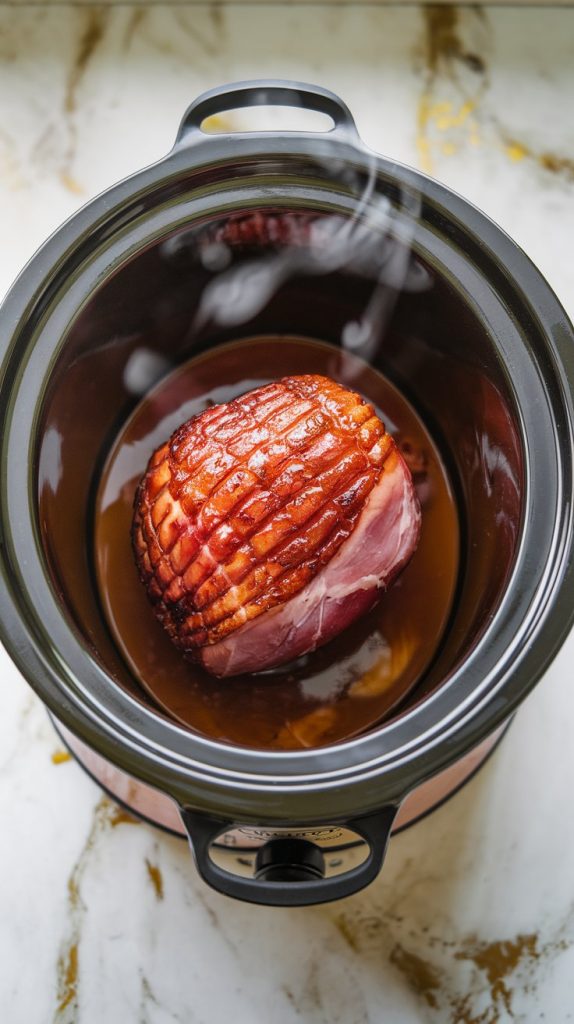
[132,374,421,676]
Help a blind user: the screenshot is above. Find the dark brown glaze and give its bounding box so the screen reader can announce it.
[132,375,395,656]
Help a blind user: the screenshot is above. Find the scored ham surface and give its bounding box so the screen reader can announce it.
[132,374,421,677]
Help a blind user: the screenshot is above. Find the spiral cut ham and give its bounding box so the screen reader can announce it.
[132,374,421,677]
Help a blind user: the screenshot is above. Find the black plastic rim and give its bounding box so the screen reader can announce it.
[1,83,574,824]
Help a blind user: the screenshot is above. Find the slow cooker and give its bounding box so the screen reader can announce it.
[1,81,573,906]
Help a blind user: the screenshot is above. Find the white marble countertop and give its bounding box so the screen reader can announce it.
[1,5,574,1022]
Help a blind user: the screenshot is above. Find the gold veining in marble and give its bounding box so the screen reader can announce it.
[65,7,109,115]
[51,749,72,765]
[0,127,25,191]
[121,7,146,52]
[56,942,79,1015]
[416,6,487,174]
[145,858,164,900]
[59,7,110,194]
[334,908,572,1023]
[503,136,574,181]
[54,796,141,1021]
[390,944,442,1009]
[173,6,223,59]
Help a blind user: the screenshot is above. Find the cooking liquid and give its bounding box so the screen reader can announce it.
[94,337,459,750]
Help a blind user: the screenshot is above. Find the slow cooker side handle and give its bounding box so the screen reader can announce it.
[180,806,398,906]
[175,79,361,146]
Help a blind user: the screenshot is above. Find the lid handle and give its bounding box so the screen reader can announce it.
[180,806,398,907]
[175,79,360,146]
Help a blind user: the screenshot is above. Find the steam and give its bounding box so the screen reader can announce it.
[124,348,172,395]
[340,184,428,371]
[164,141,431,377]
